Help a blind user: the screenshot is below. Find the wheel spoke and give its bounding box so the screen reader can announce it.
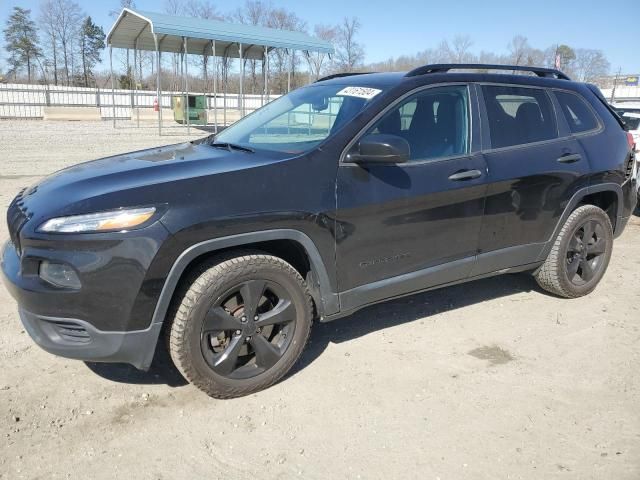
[587,238,606,255]
[255,299,295,327]
[567,258,580,279]
[203,306,242,332]
[240,280,266,319]
[250,334,282,370]
[581,220,595,243]
[211,334,244,375]
[579,259,596,282]
[568,234,582,252]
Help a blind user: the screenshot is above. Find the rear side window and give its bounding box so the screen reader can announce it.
[481,85,557,149]
[554,91,600,133]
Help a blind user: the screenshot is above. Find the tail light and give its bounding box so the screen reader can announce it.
[627,132,636,151]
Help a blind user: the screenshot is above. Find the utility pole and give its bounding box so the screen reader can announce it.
[610,67,621,103]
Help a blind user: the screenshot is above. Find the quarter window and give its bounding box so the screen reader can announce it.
[366,85,469,161]
[481,85,557,148]
[554,91,599,133]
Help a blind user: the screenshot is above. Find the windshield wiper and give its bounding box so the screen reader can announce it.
[210,142,255,153]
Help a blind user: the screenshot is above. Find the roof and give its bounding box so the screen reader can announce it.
[107,8,334,59]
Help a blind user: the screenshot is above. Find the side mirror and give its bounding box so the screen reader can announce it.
[346,133,410,164]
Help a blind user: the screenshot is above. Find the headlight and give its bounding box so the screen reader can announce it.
[38,207,156,233]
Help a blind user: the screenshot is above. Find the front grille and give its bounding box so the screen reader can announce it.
[6,189,31,255]
[44,319,91,344]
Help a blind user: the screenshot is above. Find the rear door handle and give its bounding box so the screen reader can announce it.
[448,169,482,181]
[557,153,582,164]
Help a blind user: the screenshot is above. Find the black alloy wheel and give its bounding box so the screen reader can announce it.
[167,253,313,398]
[565,219,608,286]
[201,279,296,379]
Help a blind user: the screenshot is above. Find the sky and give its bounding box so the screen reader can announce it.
[1,0,639,74]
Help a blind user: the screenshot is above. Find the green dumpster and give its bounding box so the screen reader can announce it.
[172,94,207,125]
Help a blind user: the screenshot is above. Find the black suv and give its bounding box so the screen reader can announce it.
[3,64,637,398]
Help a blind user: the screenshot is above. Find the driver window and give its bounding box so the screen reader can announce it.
[367,85,470,161]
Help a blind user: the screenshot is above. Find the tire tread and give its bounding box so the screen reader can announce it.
[166,252,313,398]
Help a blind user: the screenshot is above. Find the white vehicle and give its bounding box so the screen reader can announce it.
[622,112,640,152]
[623,113,640,204]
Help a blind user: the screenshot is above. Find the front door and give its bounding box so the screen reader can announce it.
[335,84,487,310]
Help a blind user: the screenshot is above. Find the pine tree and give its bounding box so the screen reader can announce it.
[3,7,42,82]
[78,16,105,87]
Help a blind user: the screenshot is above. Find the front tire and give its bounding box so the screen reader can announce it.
[167,253,313,398]
[534,205,613,298]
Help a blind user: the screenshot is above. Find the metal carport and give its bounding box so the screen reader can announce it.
[107,8,334,135]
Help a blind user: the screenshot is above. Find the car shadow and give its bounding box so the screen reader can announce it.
[84,338,188,388]
[289,273,539,377]
[85,272,540,389]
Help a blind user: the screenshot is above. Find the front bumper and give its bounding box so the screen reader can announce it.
[17,308,161,370]
[1,221,170,370]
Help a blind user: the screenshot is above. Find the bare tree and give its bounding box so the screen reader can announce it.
[306,24,337,79]
[573,48,610,82]
[267,8,307,91]
[335,17,364,73]
[51,0,83,85]
[451,35,474,63]
[109,0,136,18]
[164,0,184,90]
[39,0,60,84]
[507,35,530,66]
[234,1,271,93]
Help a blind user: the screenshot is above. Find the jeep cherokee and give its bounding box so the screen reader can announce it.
[3,64,637,398]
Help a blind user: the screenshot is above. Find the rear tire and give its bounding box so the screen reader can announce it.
[534,205,613,298]
[167,253,313,398]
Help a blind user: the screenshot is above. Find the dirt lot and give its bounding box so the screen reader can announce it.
[0,120,639,480]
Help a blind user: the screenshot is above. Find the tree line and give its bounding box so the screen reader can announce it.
[2,0,611,92]
[3,1,105,87]
[367,35,610,83]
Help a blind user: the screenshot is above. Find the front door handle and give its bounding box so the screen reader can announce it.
[448,169,482,181]
[557,153,582,164]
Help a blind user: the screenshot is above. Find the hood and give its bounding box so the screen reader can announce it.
[18,141,286,226]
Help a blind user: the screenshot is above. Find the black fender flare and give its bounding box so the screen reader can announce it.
[536,182,623,262]
[150,229,339,329]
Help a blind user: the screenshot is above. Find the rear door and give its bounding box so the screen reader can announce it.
[335,84,487,309]
[473,84,591,275]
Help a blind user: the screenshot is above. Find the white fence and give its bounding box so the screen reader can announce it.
[0,82,279,121]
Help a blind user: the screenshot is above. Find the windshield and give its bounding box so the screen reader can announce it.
[213,84,385,154]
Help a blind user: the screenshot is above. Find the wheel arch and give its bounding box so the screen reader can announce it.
[151,230,339,330]
[537,183,623,262]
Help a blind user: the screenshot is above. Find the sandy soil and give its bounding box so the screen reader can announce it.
[0,121,638,479]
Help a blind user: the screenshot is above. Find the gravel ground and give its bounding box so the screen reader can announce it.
[0,121,639,480]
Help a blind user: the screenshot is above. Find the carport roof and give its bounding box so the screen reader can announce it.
[107,8,334,59]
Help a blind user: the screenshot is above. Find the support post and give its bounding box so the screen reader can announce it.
[265,46,269,104]
[153,33,162,136]
[109,45,116,128]
[212,40,217,134]
[184,36,190,135]
[203,42,208,126]
[134,40,139,127]
[239,43,244,118]
[287,49,292,93]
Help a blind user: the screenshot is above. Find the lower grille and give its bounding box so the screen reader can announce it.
[44,319,91,344]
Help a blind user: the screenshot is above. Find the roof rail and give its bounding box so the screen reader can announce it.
[315,72,376,83]
[405,63,571,80]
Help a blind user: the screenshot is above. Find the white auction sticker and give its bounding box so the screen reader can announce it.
[336,86,382,100]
